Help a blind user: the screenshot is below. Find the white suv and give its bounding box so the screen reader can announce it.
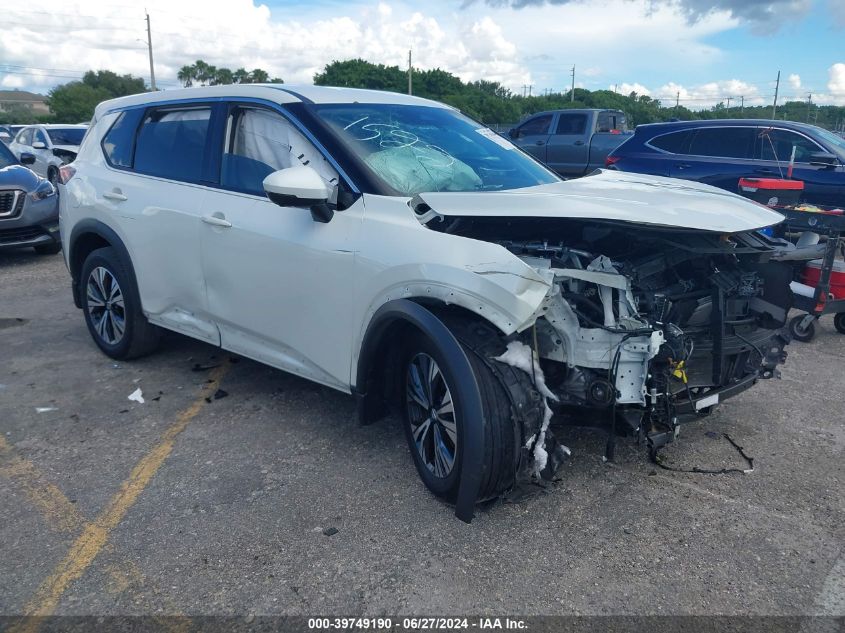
[60,85,791,520]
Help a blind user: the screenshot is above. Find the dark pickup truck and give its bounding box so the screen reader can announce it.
[509,109,631,178]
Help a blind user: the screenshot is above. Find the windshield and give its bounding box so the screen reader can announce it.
[312,104,559,196]
[812,127,845,158]
[0,143,17,169]
[47,128,86,146]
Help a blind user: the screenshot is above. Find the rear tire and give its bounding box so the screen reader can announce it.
[80,246,160,359]
[788,314,816,343]
[401,328,521,502]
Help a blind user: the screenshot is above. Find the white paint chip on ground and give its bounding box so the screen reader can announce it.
[128,388,145,404]
[35,407,58,413]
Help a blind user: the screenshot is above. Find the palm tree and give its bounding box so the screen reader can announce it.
[214,68,234,85]
[233,68,249,84]
[177,64,195,87]
[249,68,269,83]
[193,60,212,86]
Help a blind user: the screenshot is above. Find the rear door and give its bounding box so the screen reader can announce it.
[511,114,553,163]
[753,127,845,207]
[545,111,590,176]
[91,103,221,344]
[668,126,757,191]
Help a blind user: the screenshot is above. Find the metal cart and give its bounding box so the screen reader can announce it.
[776,207,845,342]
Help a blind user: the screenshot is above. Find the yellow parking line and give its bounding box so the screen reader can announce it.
[10,364,229,631]
[0,437,88,535]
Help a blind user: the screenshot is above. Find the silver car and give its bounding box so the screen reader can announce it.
[8,124,87,185]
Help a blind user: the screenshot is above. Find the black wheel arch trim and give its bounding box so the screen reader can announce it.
[68,219,137,310]
[355,299,484,523]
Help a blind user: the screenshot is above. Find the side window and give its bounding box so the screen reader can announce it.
[648,130,694,154]
[555,113,588,135]
[102,109,145,168]
[688,127,755,159]
[18,129,33,146]
[517,115,552,137]
[757,129,823,163]
[134,107,212,183]
[221,107,338,195]
[596,112,626,133]
[34,129,49,146]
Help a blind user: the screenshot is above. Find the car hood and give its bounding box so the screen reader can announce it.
[413,169,784,233]
[0,165,41,193]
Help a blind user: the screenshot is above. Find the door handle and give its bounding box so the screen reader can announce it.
[676,163,691,170]
[103,190,128,202]
[574,140,585,146]
[754,168,775,174]
[535,140,546,146]
[202,214,232,228]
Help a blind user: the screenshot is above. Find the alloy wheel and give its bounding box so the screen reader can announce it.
[86,266,126,345]
[406,353,458,478]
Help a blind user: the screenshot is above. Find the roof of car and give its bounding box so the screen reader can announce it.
[637,118,821,133]
[20,124,88,129]
[95,84,452,117]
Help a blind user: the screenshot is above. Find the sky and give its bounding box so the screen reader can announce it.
[0,0,843,109]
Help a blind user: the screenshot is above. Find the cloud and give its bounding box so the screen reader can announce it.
[788,73,801,89]
[469,0,817,32]
[825,62,845,104]
[615,82,651,95]
[0,0,530,95]
[646,78,765,108]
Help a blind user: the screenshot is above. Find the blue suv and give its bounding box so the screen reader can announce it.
[607,119,845,207]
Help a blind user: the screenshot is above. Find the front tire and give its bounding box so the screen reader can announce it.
[80,247,160,359]
[402,330,521,502]
[834,313,845,335]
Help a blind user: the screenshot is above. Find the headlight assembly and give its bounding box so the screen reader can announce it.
[30,180,56,202]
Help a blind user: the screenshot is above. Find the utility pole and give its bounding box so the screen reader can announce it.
[614,83,618,93]
[771,70,780,119]
[740,95,745,116]
[674,91,680,115]
[570,65,575,102]
[726,96,732,115]
[407,50,412,96]
[528,85,533,97]
[145,11,156,91]
[522,85,527,98]
[806,92,812,122]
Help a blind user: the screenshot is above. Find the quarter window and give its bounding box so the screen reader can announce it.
[102,110,144,168]
[648,130,693,154]
[517,115,552,137]
[134,107,212,183]
[756,129,823,163]
[688,127,755,159]
[555,113,588,135]
[18,128,33,146]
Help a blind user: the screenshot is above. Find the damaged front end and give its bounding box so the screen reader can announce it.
[422,210,792,480]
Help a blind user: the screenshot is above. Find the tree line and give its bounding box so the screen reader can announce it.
[3,58,843,132]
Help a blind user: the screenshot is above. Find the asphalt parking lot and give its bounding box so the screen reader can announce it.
[1,249,843,624]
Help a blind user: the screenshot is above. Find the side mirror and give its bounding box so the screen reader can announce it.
[262,165,333,223]
[809,151,838,167]
[19,153,35,165]
[32,141,47,150]
[508,128,519,139]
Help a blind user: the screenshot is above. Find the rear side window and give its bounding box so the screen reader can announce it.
[688,127,755,159]
[597,111,626,133]
[517,115,552,136]
[648,130,694,154]
[18,128,33,145]
[134,107,212,182]
[555,113,587,135]
[102,110,144,168]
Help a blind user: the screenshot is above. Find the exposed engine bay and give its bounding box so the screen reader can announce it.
[427,214,792,466]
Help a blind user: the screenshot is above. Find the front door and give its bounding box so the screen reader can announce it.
[200,104,359,391]
[512,114,553,163]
